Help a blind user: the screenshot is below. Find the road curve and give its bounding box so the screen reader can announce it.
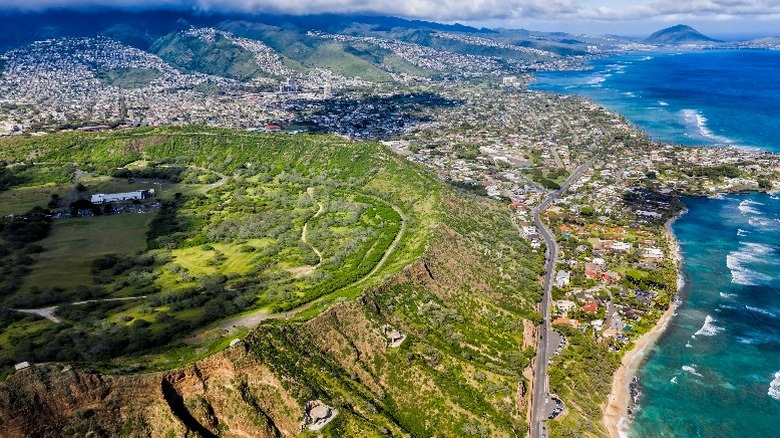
[530,157,596,438]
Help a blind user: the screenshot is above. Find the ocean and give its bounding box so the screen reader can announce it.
[531,51,780,436]
[531,50,780,151]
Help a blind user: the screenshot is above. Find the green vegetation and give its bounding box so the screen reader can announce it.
[96,67,162,89]
[548,325,620,437]
[0,127,546,436]
[151,32,264,80]
[0,127,435,367]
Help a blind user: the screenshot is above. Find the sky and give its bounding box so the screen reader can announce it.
[0,0,779,37]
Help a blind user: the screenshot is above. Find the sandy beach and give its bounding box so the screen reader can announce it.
[602,215,684,437]
[601,304,675,437]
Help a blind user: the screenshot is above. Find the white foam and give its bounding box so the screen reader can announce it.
[693,315,724,338]
[685,341,693,348]
[738,200,762,215]
[682,365,703,377]
[769,371,780,401]
[737,229,749,236]
[749,218,774,228]
[671,376,678,384]
[587,76,606,85]
[658,101,670,106]
[745,305,777,318]
[680,109,734,144]
[720,292,738,299]
[623,91,636,97]
[726,242,777,286]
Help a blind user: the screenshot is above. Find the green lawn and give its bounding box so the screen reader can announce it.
[0,184,71,216]
[23,213,154,292]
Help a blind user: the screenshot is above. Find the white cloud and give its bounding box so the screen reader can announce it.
[2,0,780,24]
[581,0,780,21]
[0,0,584,21]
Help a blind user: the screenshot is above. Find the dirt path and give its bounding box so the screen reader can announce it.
[186,203,407,342]
[10,296,147,324]
[301,187,325,265]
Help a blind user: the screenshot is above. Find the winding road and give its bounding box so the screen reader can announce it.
[530,157,596,438]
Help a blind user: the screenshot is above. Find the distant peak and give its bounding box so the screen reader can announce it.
[645,24,721,45]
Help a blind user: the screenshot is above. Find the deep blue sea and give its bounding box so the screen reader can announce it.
[531,50,780,151]
[531,51,780,437]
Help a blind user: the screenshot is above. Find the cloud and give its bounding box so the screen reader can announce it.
[581,0,780,21]
[1,0,779,24]
[0,0,585,21]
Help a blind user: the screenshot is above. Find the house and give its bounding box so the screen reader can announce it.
[610,241,632,252]
[583,301,599,314]
[555,300,576,314]
[555,270,570,288]
[590,319,604,331]
[642,247,664,259]
[14,361,30,371]
[636,210,662,219]
[552,317,580,329]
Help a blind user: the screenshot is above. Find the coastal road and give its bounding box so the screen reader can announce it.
[530,157,596,438]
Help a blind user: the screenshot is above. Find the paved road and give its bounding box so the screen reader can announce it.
[530,157,596,438]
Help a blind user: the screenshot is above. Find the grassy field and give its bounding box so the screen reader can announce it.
[0,184,71,216]
[169,239,272,277]
[22,213,153,292]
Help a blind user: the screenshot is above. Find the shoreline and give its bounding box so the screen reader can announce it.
[601,212,685,438]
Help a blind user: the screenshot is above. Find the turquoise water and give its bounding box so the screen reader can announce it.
[530,50,780,152]
[531,51,780,436]
[632,193,780,437]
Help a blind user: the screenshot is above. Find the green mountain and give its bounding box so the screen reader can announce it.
[644,24,721,45]
[0,127,543,437]
[150,31,267,80]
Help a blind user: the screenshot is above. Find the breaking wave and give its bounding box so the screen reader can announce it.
[693,315,724,338]
[738,199,763,215]
[769,372,780,401]
[682,365,703,377]
[726,242,777,286]
[745,305,778,318]
[680,109,734,145]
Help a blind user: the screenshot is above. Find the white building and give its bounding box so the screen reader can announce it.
[90,189,151,204]
[555,270,570,288]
